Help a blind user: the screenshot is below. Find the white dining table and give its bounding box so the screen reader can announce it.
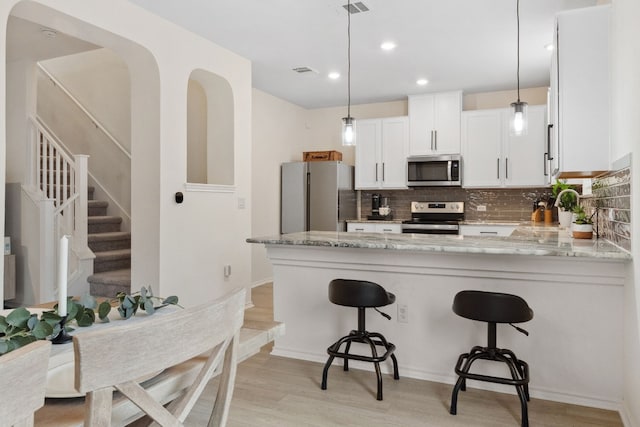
[0,305,184,426]
[24,304,284,426]
[43,305,180,398]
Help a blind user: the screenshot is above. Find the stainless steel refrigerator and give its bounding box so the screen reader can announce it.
[281,161,356,233]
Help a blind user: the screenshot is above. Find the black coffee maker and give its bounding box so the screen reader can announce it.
[371,194,381,216]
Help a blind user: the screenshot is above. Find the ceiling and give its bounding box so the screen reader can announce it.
[127,0,597,109]
[8,1,599,109]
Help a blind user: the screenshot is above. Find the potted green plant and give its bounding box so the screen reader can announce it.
[571,205,593,239]
[552,180,579,228]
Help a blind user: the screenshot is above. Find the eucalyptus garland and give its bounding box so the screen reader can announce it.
[0,287,179,355]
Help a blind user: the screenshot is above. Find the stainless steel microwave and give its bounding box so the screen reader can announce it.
[406,154,462,187]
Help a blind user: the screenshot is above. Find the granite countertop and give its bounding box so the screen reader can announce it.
[247,227,631,260]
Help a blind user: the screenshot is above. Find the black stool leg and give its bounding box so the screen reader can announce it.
[450,350,491,415]
[343,340,352,371]
[450,375,466,415]
[362,335,383,400]
[369,332,400,380]
[321,355,335,391]
[496,352,529,427]
[503,348,530,402]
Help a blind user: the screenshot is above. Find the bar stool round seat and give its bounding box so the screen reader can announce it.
[321,279,399,400]
[449,290,533,427]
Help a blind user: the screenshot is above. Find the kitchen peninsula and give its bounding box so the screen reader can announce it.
[248,228,631,410]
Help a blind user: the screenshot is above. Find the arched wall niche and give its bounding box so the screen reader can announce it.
[187,68,234,186]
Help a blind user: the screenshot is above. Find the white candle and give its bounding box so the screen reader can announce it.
[58,235,69,317]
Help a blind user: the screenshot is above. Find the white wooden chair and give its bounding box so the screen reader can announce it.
[0,340,52,427]
[73,287,245,427]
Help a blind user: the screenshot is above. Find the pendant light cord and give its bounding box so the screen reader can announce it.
[347,0,352,118]
[516,0,521,103]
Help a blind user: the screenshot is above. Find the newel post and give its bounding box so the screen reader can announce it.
[73,155,90,254]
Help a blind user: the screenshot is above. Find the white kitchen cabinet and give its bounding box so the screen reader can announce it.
[408,91,462,155]
[459,224,517,237]
[462,105,547,188]
[347,222,402,234]
[549,5,610,178]
[355,117,408,190]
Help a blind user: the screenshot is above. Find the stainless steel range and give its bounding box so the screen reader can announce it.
[401,201,465,234]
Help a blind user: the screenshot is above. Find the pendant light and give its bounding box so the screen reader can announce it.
[341,0,356,146]
[510,0,528,136]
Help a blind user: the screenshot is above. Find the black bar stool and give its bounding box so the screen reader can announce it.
[321,279,399,400]
[449,290,533,427]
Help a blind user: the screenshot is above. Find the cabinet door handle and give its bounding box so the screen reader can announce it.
[355,228,365,231]
[505,158,509,179]
[480,231,499,235]
[544,152,549,177]
[547,124,554,160]
[434,130,438,151]
[430,130,434,150]
[497,158,500,179]
[375,163,378,182]
[382,163,385,181]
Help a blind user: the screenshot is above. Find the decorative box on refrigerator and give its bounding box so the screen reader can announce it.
[281,161,356,234]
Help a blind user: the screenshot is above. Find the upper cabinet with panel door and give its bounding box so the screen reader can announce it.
[462,105,547,188]
[408,91,462,155]
[355,117,408,190]
[549,5,610,178]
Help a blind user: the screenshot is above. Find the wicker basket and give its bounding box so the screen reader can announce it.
[303,151,342,162]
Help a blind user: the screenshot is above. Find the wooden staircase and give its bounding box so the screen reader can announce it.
[86,188,131,297]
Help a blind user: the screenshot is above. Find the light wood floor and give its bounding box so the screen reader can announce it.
[185,284,622,427]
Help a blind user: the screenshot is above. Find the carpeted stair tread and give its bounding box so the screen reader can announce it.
[88,200,109,216]
[87,268,131,285]
[88,231,131,242]
[88,200,108,208]
[94,248,131,260]
[88,232,130,252]
[88,216,122,224]
[88,269,131,297]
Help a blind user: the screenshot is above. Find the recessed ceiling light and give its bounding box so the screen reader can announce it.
[380,42,396,51]
[545,43,555,51]
[328,72,340,80]
[416,79,428,86]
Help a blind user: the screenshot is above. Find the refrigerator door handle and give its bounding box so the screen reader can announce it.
[306,171,311,231]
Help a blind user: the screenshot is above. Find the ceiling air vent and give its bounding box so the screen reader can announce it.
[343,2,369,14]
[292,66,319,74]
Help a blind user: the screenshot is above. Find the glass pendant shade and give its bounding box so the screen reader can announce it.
[510,101,528,136]
[342,116,356,146]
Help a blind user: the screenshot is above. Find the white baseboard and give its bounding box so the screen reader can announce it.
[251,278,273,288]
[271,346,623,413]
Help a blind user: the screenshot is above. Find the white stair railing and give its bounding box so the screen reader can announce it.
[27,117,89,255]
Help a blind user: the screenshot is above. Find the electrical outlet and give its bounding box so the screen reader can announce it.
[397,304,408,323]
[477,205,487,212]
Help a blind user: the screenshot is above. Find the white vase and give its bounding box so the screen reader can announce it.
[558,210,574,229]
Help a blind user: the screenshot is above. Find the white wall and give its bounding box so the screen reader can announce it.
[610,0,640,425]
[40,48,131,151]
[251,89,308,286]
[2,0,253,307]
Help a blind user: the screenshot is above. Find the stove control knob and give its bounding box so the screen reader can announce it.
[451,203,459,210]
[415,203,422,210]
